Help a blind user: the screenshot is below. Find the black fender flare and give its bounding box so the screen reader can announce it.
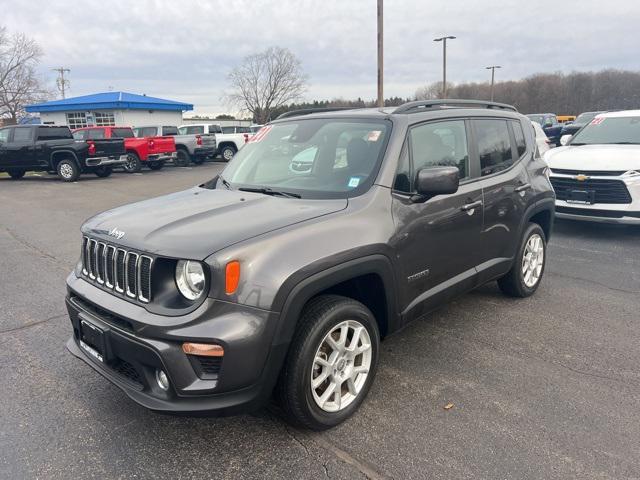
[271,254,399,347]
[518,197,555,242]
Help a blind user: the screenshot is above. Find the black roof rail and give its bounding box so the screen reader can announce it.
[393,99,517,114]
[276,107,356,120]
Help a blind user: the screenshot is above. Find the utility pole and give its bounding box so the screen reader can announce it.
[486,65,501,101]
[433,36,456,98]
[52,67,70,99]
[377,0,384,108]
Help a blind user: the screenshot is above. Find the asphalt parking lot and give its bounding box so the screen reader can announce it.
[1,163,639,480]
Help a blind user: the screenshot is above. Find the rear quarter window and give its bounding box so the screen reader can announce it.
[162,126,178,136]
[474,119,515,176]
[36,127,71,140]
[111,128,134,138]
[512,121,527,157]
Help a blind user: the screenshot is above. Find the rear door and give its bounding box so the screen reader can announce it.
[391,119,484,321]
[0,128,11,168]
[472,118,533,282]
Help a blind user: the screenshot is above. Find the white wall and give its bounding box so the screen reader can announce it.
[38,109,184,127]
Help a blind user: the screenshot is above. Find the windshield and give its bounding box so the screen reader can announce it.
[527,115,544,126]
[217,118,391,199]
[571,116,640,145]
[574,112,600,124]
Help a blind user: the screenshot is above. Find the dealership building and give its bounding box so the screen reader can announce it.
[25,91,193,128]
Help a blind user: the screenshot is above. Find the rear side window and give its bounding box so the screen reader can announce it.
[0,128,10,142]
[86,129,106,140]
[13,128,33,142]
[474,119,515,176]
[409,120,470,179]
[179,126,204,135]
[162,126,178,136]
[209,125,223,134]
[135,127,157,137]
[221,126,235,134]
[36,127,72,141]
[111,128,134,138]
[72,130,86,140]
[512,121,527,157]
[237,126,250,133]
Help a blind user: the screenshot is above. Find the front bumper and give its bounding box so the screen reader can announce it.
[65,274,286,414]
[148,152,177,162]
[85,154,128,167]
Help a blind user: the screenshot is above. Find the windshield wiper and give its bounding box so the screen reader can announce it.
[604,142,640,145]
[568,142,588,146]
[238,186,301,198]
[219,175,232,190]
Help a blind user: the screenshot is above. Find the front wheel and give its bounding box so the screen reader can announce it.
[276,295,379,430]
[57,159,80,182]
[123,152,142,173]
[498,222,547,297]
[94,166,112,178]
[8,169,26,179]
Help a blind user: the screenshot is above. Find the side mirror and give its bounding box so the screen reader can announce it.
[560,134,573,146]
[415,166,459,198]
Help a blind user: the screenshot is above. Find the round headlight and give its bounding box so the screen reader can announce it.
[175,260,206,300]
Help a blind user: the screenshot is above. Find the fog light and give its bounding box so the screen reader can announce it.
[156,369,170,391]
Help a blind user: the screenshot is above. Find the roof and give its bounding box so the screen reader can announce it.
[599,110,640,118]
[25,91,193,113]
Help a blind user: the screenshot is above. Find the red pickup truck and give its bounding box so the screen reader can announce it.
[72,126,177,172]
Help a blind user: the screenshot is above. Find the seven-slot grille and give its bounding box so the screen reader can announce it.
[550,177,632,204]
[81,237,153,302]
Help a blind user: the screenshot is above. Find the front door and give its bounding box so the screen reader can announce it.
[4,127,36,169]
[391,119,483,322]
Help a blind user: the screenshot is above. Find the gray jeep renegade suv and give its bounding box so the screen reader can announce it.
[66,100,555,430]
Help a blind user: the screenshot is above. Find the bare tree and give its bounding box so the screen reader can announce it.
[415,81,453,101]
[0,26,48,124]
[226,47,308,124]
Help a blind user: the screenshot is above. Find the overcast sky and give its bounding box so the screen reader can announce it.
[2,0,639,115]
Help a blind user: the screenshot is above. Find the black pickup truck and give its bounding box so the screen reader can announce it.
[0,125,127,181]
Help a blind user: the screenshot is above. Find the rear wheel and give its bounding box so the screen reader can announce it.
[220,145,237,162]
[191,156,205,165]
[57,158,80,182]
[148,161,164,170]
[8,169,26,179]
[94,166,112,178]
[123,152,142,173]
[498,222,547,297]
[175,149,190,167]
[276,295,379,430]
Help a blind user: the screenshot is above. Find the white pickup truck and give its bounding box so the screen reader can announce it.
[133,125,216,166]
[178,123,250,161]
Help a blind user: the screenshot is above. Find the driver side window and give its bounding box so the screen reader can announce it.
[409,120,469,180]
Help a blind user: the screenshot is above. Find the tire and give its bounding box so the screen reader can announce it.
[276,295,380,430]
[56,158,80,182]
[8,169,26,179]
[123,152,142,173]
[148,161,164,171]
[498,222,547,297]
[220,145,237,162]
[191,156,205,165]
[175,149,190,167]
[94,166,112,178]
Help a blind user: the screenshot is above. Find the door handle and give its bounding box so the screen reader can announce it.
[461,200,482,211]
[515,183,532,192]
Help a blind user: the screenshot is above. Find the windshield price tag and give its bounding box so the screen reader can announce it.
[590,117,605,125]
[249,126,272,143]
[367,130,382,142]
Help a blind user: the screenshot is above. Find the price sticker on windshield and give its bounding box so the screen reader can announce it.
[590,117,605,125]
[367,130,382,142]
[249,126,272,143]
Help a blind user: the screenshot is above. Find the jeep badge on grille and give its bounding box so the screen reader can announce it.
[108,227,125,240]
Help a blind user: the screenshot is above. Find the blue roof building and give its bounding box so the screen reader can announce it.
[25,91,193,129]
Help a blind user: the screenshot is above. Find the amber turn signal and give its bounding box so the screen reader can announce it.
[182,342,224,357]
[225,260,240,295]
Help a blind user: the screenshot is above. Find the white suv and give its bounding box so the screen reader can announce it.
[545,110,640,224]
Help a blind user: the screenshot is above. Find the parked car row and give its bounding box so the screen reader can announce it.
[0,122,253,181]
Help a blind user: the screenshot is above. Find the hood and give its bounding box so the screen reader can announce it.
[544,144,640,171]
[83,187,347,259]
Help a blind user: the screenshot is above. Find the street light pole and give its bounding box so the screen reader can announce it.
[377,0,384,108]
[433,36,456,98]
[486,65,501,101]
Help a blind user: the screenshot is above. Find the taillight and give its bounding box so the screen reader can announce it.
[196,134,202,146]
[243,133,249,143]
[88,142,96,155]
[148,138,155,149]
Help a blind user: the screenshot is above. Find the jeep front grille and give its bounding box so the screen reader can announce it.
[81,236,153,303]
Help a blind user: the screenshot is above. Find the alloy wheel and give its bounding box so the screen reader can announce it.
[310,320,372,413]
[522,233,544,288]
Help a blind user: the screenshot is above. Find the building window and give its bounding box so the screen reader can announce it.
[66,112,88,129]
[94,112,115,126]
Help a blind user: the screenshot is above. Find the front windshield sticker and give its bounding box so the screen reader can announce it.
[367,130,382,142]
[348,177,361,188]
[591,117,605,125]
[249,125,272,143]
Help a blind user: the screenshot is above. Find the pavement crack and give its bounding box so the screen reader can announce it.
[1,224,70,271]
[0,313,67,334]
[547,269,640,294]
